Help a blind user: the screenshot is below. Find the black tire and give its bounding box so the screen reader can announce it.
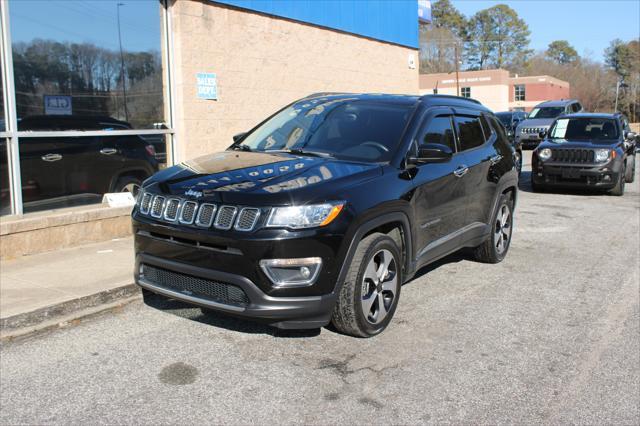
[331,233,402,338]
[531,177,544,192]
[610,164,626,196]
[625,156,635,183]
[473,193,514,264]
[114,176,143,197]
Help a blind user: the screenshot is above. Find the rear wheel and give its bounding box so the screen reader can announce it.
[114,176,143,197]
[331,233,402,337]
[473,194,513,264]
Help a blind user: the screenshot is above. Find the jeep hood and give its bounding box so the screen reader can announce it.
[517,118,555,129]
[144,151,381,204]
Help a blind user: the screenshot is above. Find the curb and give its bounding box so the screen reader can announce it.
[0,283,141,341]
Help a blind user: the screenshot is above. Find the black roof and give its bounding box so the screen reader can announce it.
[302,92,488,110]
[561,112,618,119]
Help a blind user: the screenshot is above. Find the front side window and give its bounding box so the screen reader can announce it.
[420,116,456,153]
[549,118,619,141]
[528,107,565,119]
[515,85,525,101]
[455,116,485,151]
[461,87,471,98]
[237,98,412,163]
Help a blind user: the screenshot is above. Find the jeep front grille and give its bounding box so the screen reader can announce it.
[195,203,216,228]
[163,199,180,221]
[140,193,153,215]
[141,264,249,306]
[551,149,595,163]
[235,208,260,231]
[179,201,198,224]
[150,196,166,218]
[214,206,238,230]
[138,193,261,232]
[522,127,545,134]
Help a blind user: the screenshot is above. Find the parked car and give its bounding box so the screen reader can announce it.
[516,99,583,149]
[0,115,159,213]
[496,111,528,174]
[132,93,518,337]
[532,113,636,195]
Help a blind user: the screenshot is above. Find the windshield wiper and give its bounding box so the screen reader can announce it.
[267,148,334,158]
[232,144,252,152]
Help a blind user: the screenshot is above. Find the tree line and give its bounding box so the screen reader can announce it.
[420,0,640,121]
[11,39,163,128]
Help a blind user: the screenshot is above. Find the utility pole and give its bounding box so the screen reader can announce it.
[454,42,460,97]
[614,79,620,113]
[117,2,129,122]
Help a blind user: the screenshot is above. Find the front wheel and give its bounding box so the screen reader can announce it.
[610,164,626,196]
[473,194,513,264]
[331,233,402,337]
[625,156,635,183]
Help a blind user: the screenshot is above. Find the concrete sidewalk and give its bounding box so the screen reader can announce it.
[0,237,139,338]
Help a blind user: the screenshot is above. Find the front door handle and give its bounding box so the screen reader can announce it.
[453,165,469,178]
[100,148,118,155]
[41,153,62,162]
[490,154,503,165]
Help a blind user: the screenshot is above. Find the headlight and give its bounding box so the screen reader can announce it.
[266,202,344,229]
[538,148,552,161]
[594,149,610,163]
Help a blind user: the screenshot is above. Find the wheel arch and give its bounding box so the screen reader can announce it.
[333,212,414,296]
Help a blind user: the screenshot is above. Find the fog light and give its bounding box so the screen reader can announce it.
[260,257,322,287]
[603,175,611,182]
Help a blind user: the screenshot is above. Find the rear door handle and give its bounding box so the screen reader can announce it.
[41,153,62,162]
[490,154,503,165]
[100,148,118,155]
[453,165,469,178]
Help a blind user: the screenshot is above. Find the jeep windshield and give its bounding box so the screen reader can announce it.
[234,98,412,163]
[549,117,619,142]
[528,107,565,119]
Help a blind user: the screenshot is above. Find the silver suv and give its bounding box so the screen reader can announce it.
[516,99,583,149]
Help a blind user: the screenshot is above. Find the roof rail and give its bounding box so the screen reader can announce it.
[420,94,482,105]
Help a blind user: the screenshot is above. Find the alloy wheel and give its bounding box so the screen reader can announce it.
[360,249,398,325]
[495,204,512,255]
[121,183,141,196]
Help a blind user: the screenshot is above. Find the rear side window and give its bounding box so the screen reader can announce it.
[420,116,456,152]
[479,115,494,140]
[454,116,485,151]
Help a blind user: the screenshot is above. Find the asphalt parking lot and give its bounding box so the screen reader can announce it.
[1,152,638,425]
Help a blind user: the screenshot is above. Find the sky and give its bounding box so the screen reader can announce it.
[9,0,161,52]
[454,0,640,62]
[7,0,640,62]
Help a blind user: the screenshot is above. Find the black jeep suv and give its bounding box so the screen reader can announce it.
[532,113,636,195]
[132,93,518,337]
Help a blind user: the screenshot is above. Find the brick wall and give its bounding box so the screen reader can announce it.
[169,0,419,161]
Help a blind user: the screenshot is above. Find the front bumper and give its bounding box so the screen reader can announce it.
[136,254,337,329]
[531,160,619,189]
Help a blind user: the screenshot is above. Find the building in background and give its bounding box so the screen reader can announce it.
[419,69,570,112]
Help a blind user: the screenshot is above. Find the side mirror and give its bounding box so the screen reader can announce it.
[233,132,247,143]
[538,130,547,139]
[625,131,637,141]
[408,143,453,165]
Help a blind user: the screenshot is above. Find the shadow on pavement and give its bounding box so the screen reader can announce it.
[141,293,322,338]
[518,170,609,196]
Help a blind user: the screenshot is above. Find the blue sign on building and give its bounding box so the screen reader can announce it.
[196,73,218,100]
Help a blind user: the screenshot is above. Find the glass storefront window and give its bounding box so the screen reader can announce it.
[4,0,169,214]
[10,0,164,129]
[1,139,9,215]
[19,133,165,213]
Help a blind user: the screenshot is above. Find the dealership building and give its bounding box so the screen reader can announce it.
[419,69,570,113]
[0,0,425,257]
